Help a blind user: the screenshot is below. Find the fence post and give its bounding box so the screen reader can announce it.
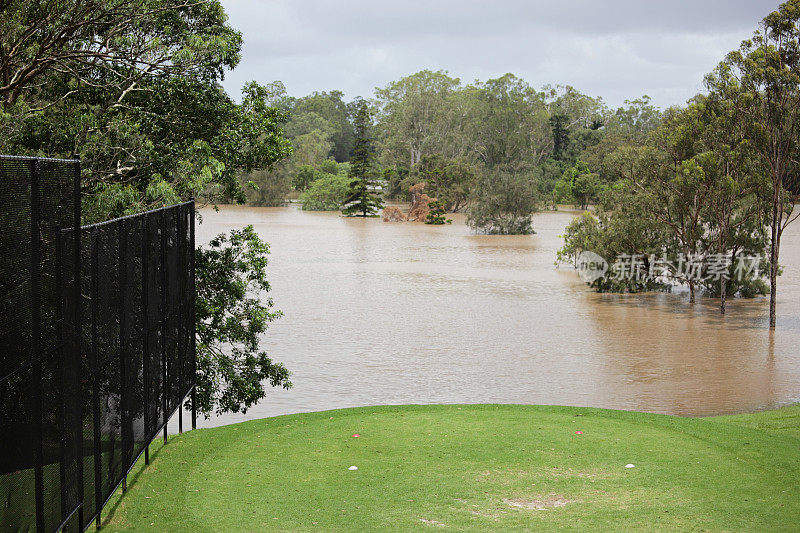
[29,158,45,533]
[190,200,197,431]
[73,157,84,530]
[90,228,102,530]
[56,228,68,526]
[161,209,168,444]
[142,215,150,465]
[177,207,183,436]
[119,218,128,493]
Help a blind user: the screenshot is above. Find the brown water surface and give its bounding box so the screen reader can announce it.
[196,205,800,426]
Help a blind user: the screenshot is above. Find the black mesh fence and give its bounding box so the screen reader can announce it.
[0,156,196,532]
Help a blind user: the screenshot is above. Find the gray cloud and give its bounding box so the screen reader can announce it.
[219,0,780,108]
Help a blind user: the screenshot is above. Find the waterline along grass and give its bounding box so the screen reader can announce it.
[102,404,800,531]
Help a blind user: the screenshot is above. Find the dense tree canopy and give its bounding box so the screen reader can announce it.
[0,0,292,221]
[0,0,296,415]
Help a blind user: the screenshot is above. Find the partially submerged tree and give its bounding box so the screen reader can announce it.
[342,101,384,217]
[466,168,539,234]
[299,171,350,211]
[409,154,475,212]
[705,0,800,326]
[425,199,452,225]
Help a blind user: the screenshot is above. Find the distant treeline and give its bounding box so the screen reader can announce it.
[243,73,661,219]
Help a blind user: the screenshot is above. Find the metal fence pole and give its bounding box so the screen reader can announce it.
[90,229,102,530]
[30,158,45,533]
[177,207,184,435]
[160,209,168,444]
[142,216,150,465]
[190,201,197,431]
[72,157,84,530]
[56,229,68,527]
[119,219,128,493]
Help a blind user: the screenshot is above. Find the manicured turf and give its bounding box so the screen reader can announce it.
[102,404,800,531]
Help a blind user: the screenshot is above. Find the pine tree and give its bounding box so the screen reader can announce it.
[342,101,384,217]
[549,111,571,161]
[425,199,452,225]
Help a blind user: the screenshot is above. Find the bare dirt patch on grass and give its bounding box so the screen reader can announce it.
[503,495,575,511]
[477,467,615,483]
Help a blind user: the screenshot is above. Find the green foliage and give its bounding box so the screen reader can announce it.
[289,91,355,162]
[703,0,800,324]
[409,154,476,212]
[194,226,291,417]
[290,129,333,170]
[342,102,384,217]
[242,166,292,207]
[549,112,571,161]
[425,200,452,225]
[299,172,351,211]
[319,159,340,174]
[0,0,295,417]
[0,0,242,110]
[466,169,539,234]
[604,96,663,138]
[556,212,601,265]
[465,75,552,168]
[383,166,410,200]
[375,70,462,168]
[554,161,603,209]
[558,100,771,299]
[292,164,317,192]
[0,2,295,212]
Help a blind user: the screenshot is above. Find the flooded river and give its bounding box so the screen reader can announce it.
[195,205,800,427]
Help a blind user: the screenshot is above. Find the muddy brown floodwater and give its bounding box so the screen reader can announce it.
[195,205,800,427]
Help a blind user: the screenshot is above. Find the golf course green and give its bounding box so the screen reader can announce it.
[101,404,800,531]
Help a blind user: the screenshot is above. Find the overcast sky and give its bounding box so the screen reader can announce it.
[219,0,780,109]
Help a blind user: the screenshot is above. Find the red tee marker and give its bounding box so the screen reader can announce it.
[352,434,360,438]
[575,431,583,435]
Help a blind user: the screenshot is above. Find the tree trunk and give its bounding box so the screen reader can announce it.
[769,235,779,328]
[689,280,695,304]
[769,181,781,328]
[720,231,728,315]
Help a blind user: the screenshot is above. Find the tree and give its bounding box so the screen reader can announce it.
[0,1,292,216]
[299,172,350,211]
[243,164,292,207]
[292,164,317,192]
[291,90,355,162]
[466,168,539,234]
[604,96,663,139]
[375,70,461,167]
[705,0,800,327]
[409,154,475,212]
[290,129,334,169]
[342,101,384,217]
[195,226,291,417]
[694,94,767,313]
[463,74,551,168]
[549,111,571,161]
[425,200,452,225]
[563,103,770,303]
[0,0,241,110]
[554,161,602,210]
[0,0,295,414]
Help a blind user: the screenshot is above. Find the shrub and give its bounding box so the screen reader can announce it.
[299,172,350,211]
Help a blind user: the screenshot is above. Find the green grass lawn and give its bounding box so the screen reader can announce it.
[101,404,800,532]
